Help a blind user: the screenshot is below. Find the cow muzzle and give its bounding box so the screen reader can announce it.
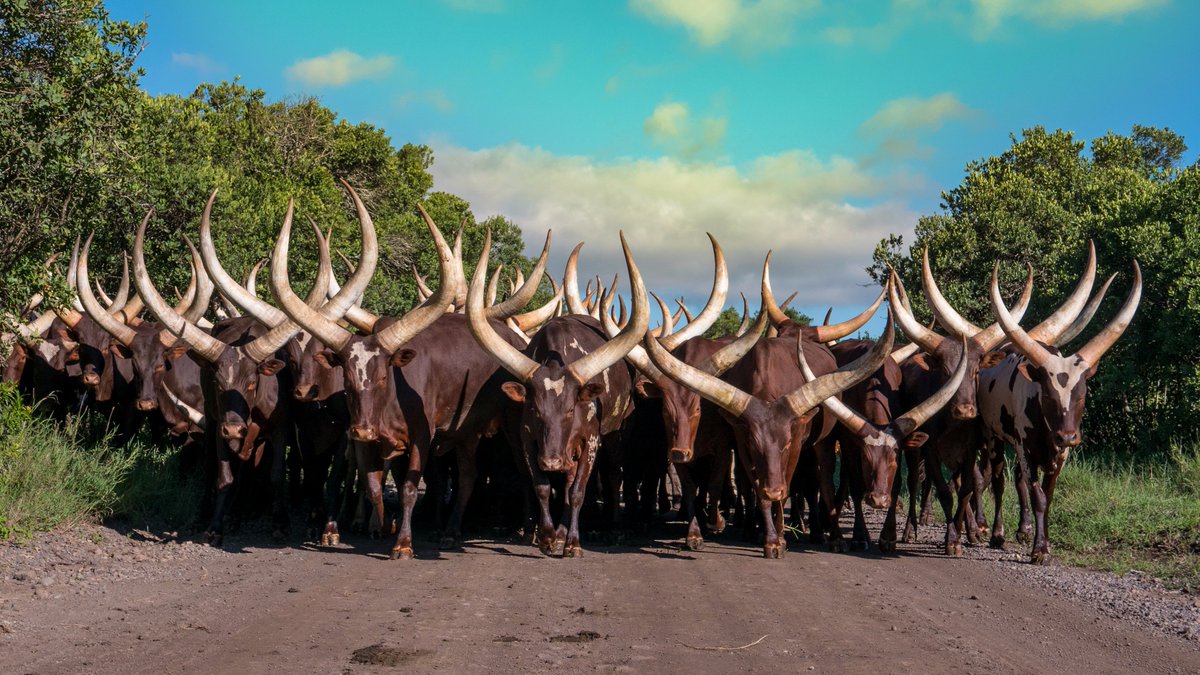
[81,372,100,387]
[761,487,787,502]
[539,456,572,473]
[220,423,247,440]
[293,384,315,401]
[866,492,890,510]
[136,399,158,411]
[669,447,693,463]
[1054,431,1081,447]
[952,404,977,420]
[351,425,378,442]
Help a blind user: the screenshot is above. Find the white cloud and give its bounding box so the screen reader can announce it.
[971,0,1168,34]
[860,92,976,136]
[430,142,920,323]
[643,101,727,160]
[284,50,395,87]
[629,0,818,52]
[171,52,225,73]
[395,89,455,113]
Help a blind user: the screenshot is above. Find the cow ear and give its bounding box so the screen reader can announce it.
[979,351,1005,369]
[313,350,341,369]
[109,343,132,359]
[1016,361,1035,381]
[65,347,80,363]
[634,379,662,399]
[55,327,79,345]
[903,431,930,449]
[501,382,526,403]
[166,343,190,361]
[578,383,605,402]
[390,349,417,368]
[257,358,286,376]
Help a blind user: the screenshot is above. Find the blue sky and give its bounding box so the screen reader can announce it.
[109,0,1199,330]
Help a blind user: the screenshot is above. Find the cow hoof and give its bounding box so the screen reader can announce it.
[762,544,783,559]
[944,542,963,557]
[901,528,917,544]
[563,545,583,558]
[685,536,704,551]
[438,536,462,551]
[918,514,932,527]
[1016,530,1032,544]
[1030,551,1050,564]
[849,539,869,552]
[321,532,341,547]
[203,531,223,547]
[877,539,897,554]
[390,546,414,560]
[988,534,1006,549]
[827,539,846,553]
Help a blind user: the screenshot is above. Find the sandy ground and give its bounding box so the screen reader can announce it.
[1,510,1198,674]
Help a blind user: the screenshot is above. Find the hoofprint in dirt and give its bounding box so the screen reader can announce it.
[2,511,1199,674]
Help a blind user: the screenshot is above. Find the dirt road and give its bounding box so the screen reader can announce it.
[2,517,1198,674]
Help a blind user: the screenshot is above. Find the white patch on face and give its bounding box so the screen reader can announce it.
[542,376,564,395]
[35,341,61,362]
[348,341,379,387]
[610,394,624,418]
[864,431,895,451]
[295,332,312,351]
[1043,356,1087,418]
[602,368,610,393]
[218,360,235,385]
[569,338,588,354]
[586,435,600,464]
[586,404,595,421]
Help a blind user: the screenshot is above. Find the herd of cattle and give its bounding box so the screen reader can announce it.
[2,181,1141,563]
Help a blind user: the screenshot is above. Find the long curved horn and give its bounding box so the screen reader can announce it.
[812,287,885,343]
[1027,240,1097,344]
[971,263,1034,351]
[659,233,729,349]
[94,279,112,306]
[217,293,242,319]
[106,254,131,315]
[781,307,892,418]
[567,233,649,386]
[600,286,662,382]
[466,229,540,381]
[133,210,228,362]
[989,263,1052,369]
[67,235,84,313]
[616,293,628,329]
[891,336,969,436]
[199,189,287,326]
[643,325,754,416]
[921,247,980,338]
[734,293,752,337]
[486,263,503,307]
[243,258,266,298]
[163,384,206,431]
[796,331,870,437]
[889,342,921,364]
[413,265,433,301]
[331,252,379,332]
[651,292,674,338]
[563,243,587,315]
[268,203,354,353]
[369,205,458,354]
[487,230,551,319]
[697,296,768,376]
[173,262,198,315]
[1055,272,1116,347]
[506,317,531,345]
[76,234,136,347]
[303,218,332,308]
[1075,261,1141,367]
[677,299,694,323]
[761,252,790,326]
[178,236,215,326]
[889,272,942,354]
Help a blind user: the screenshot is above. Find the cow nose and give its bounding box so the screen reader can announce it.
[1055,431,1080,447]
[866,493,890,510]
[761,487,787,502]
[351,426,378,442]
[81,373,99,386]
[669,447,693,464]
[136,399,158,411]
[539,457,565,472]
[220,423,247,440]
[293,384,314,401]
[952,404,977,420]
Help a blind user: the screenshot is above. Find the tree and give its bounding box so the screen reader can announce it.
[872,125,1198,455]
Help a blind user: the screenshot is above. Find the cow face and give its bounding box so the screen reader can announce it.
[502,363,604,474]
[313,334,413,450]
[732,399,815,502]
[109,325,190,412]
[69,317,114,395]
[922,338,986,421]
[202,327,285,454]
[636,377,701,464]
[1007,349,1091,450]
[286,332,343,403]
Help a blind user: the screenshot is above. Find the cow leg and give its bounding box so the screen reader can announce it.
[844,443,870,551]
[705,448,730,535]
[972,460,989,539]
[390,444,428,560]
[441,435,482,550]
[1029,466,1059,563]
[269,434,290,541]
[960,476,980,546]
[1014,456,1033,544]
[901,449,921,543]
[879,457,904,553]
[674,462,703,550]
[355,441,386,538]
[562,450,595,559]
[986,441,1007,549]
[204,457,236,546]
[758,499,787,557]
[815,439,845,551]
[925,451,960,556]
[321,434,348,546]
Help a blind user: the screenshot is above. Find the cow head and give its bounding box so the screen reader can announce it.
[467,231,649,475]
[988,260,1141,451]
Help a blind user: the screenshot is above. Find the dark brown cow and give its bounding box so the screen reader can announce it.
[467,231,649,558]
[979,260,1140,562]
[644,298,892,558]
